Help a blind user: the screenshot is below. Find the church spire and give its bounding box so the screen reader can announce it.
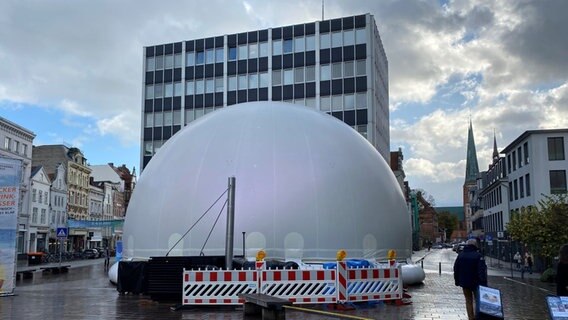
[465,120,480,183]
[492,130,499,164]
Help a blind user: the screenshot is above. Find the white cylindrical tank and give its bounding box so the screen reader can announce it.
[123,102,412,262]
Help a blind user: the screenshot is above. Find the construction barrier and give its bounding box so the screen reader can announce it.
[181,260,402,306]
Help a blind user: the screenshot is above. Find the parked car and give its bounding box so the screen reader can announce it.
[83,249,98,259]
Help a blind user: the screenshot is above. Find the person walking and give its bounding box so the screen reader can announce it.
[514,251,522,270]
[525,251,533,274]
[454,238,487,320]
[104,247,110,269]
[557,243,568,296]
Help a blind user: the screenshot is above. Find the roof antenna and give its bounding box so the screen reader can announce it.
[322,0,324,20]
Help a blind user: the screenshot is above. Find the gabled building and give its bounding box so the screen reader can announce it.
[463,121,480,235]
[29,166,51,252]
[48,163,68,251]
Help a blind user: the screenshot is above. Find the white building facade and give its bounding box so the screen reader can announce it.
[29,166,51,252]
[50,163,68,251]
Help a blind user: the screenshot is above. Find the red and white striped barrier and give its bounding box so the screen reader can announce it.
[181,260,402,306]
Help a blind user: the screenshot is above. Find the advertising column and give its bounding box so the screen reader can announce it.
[0,157,22,296]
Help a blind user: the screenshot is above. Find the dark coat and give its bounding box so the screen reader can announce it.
[453,244,488,290]
[557,262,568,296]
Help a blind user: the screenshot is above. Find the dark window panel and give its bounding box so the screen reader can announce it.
[195,39,204,51]
[259,57,268,72]
[343,16,354,30]
[173,125,181,134]
[215,63,223,77]
[144,128,152,140]
[153,128,162,140]
[331,18,342,32]
[331,111,343,121]
[331,47,342,63]
[320,81,331,96]
[215,93,223,106]
[283,85,293,100]
[272,55,282,70]
[259,88,268,101]
[238,32,247,45]
[145,71,154,84]
[205,64,214,78]
[294,24,304,37]
[194,65,204,79]
[205,93,214,107]
[320,49,330,64]
[163,98,172,110]
[186,40,194,52]
[144,100,153,112]
[238,60,247,74]
[293,52,304,67]
[343,46,355,61]
[294,84,305,99]
[319,20,330,33]
[154,99,163,111]
[173,96,181,109]
[154,70,163,83]
[173,68,182,81]
[344,77,355,94]
[272,28,282,40]
[143,156,151,169]
[248,89,258,101]
[283,54,293,69]
[185,66,194,80]
[344,110,355,125]
[228,61,236,75]
[228,34,237,47]
[355,14,366,28]
[248,59,258,73]
[156,45,164,55]
[184,95,194,108]
[165,43,173,55]
[282,26,293,39]
[174,42,182,53]
[332,79,343,95]
[163,127,172,139]
[164,69,173,82]
[146,46,155,57]
[355,44,366,60]
[237,90,247,103]
[305,22,315,35]
[248,31,258,43]
[356,76,367,92]
[305,82,316,97]
[215,36,224,48]
[195,94,204,108]
[227,91,237,105]
[272,86,282,100]
[259,29,268,42]
[205,37,214,49]
[305,51,316,66]
[356,109,368,124]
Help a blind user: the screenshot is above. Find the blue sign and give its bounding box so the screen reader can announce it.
[486,235,493,241]
[56,227,68,238]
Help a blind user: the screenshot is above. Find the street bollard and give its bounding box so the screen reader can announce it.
[439,262,441,275]
[421,260,424,269]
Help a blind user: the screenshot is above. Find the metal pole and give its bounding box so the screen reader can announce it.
[225,177,236,270]
[439,262,441,275]
[509,236,513,278]
[242,231,246,257]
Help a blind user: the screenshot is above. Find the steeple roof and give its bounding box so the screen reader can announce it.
[492,131,499,164]
[465,121,479,183]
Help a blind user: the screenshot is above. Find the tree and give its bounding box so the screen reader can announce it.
[437,211,458,241]
[507,194,568,261]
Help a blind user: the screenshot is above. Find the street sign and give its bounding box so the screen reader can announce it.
[497,231,504,238]
[486,235,493,241]
[56,227,68,238]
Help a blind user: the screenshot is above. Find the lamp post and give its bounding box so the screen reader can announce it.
[500,179,513,278]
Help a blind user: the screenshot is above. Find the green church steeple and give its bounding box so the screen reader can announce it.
[465,120,479,183]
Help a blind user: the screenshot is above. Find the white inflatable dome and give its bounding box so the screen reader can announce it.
[123,102,412,262]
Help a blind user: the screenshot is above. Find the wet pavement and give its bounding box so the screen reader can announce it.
[0,250,556,319]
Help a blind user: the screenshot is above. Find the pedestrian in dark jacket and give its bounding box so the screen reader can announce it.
[454,238,487,320]
[557,243,568,296]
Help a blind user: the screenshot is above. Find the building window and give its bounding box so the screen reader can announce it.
[259,72,269,88]
[331,32,342,47]
[155,56,164,70]
[305,66,315,82]
[548,137,565,160]
[320,64,331,81]
[32,208,38,224]
[39,190,43,203]
[344,30,355,46]
[320,33,330,49]
[41,209,46,224]
[186,80,194,95]
[215,48,224,62]
[519,176,524,198]
[332,63,342,79]
[509,182,513,199]
[294,67,304,83]
[165,83,174,97]
[248,74,258,89]
[512,151,516,171]
[523,142,529,164]
[283,39,293,54]
[517,147,522,167]
[174,82,183,97]
[146,56,155,71]
[356,60,366,76]
[305,35,315,51]
[165,55,174,69]
[238,75,247,89]
[4,137,10,150]
[294,37,304,53]
[259,42,269,57]
[228,76,237,91]
[174,53,182,68]
[272,40,282,55]
[186,52,195,66]
[283,69,293,85]
[355,28,366,44]
[206,49,215,64]
[173,110,181,125]
[238,45,247,60]
[550,170,567,194]
[526,174,531,196]
[215,78,224,92]
[513,179,518,200]
[196,51,205,65]
[154,112,163,127]
[228,47,237,61]
[164,111,173,126]
[13,140,19,153]
[32,189,37,202]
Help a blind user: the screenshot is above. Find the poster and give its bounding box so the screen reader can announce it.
[478,285,504,318]
[547,296,568,320]
[0,157,22,296]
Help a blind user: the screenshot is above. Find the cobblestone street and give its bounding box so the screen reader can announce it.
[0,250,556,319]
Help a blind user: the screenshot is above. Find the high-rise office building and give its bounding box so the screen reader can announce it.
[140,13,389,171]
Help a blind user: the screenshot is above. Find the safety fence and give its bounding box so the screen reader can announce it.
[182,260,402,306]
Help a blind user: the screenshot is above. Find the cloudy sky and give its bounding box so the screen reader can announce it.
[1,0,567,206]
